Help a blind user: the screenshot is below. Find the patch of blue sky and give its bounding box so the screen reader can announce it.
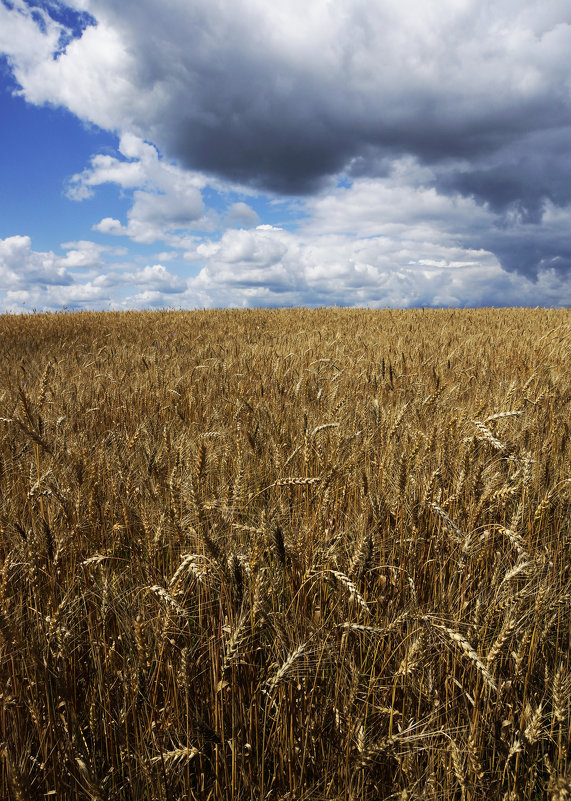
[336,175,353,190]
[0,72,126,251]
[17,0,96,54]
[249,195,304,232]
[200,185,303,232]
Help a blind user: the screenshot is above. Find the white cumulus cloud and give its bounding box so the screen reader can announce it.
[0,235,72,287]
[68,134,216,243]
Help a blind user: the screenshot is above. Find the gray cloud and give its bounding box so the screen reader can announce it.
[436,128,571,222]
[90,1,571,194]
[19,1,567,191]
[478,228,571,278]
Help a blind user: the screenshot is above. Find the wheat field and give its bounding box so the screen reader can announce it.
[0,307,569,801]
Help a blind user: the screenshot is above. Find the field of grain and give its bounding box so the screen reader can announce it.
[0,307,569,801]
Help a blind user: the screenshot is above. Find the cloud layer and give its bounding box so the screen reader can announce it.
[1,0,570,305]
[7,2,570,190]
[1,208,569,313]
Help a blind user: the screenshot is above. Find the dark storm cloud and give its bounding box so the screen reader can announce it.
[169,107,353,194]
[478,230,571,278]
[436,128,571,223]
[68,1,569,193]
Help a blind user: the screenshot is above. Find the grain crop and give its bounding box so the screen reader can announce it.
[0,306,569,800]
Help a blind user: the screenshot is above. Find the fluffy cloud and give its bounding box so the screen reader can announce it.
[0,235,72,287]
[0,0,71,68]
[95,187,204,244]
[67,133,264,245]
[1,220,569,313]
[302,163,571,283]
[59,240,126,268]
[224,202,260,229]
[187,224,563,309]
[0,234,188,311]
[124,264,186,293]
[0,235,113,311]
[67,134,210,243]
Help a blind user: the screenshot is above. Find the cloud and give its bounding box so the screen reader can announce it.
[7,2,571,192]
[302,161,490,239]
[2,6,140,130]
[2,0,571,285]
[0,235,72,287]
[1,220,569,313]
[67,134,209,243]
[0,234,115,310]
[186,220,569,309]
[0,233,189,311]
[59,240,126,268]
[224,202,260,228]
[93,217,124,235]
[66,133,206,199]
[125,264,186,293]
[435,128,571,225]
[65,154,146,200]
[66,133,263,246]
[0,0,71,70]
[301,164,571,284]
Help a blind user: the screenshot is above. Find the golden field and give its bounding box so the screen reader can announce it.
[0,307,569,801]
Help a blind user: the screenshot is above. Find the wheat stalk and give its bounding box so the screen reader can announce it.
[265,643,308,693]
[430,621,497,692]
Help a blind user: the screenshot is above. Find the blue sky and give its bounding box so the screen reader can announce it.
[0,0,570,311]
[0,73,121,248]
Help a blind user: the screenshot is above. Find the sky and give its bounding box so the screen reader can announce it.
[0,0,570,312]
